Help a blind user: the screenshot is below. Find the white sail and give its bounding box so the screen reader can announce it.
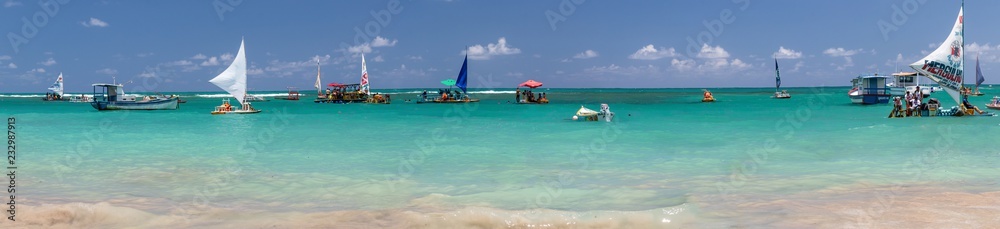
[314,61,321,94]
[48,73,64,96]
[360,53,369,95]
[210,39,248,104]
[909,7,964,106]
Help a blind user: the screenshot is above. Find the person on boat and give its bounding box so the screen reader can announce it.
[515,89,520,102]
[911,95,922,117]
[962,96,985,115]
[889,96,903,118]
[422,90,428,100]
[703,89,714,100]
[222,100,232,112]
[904,91,913,116]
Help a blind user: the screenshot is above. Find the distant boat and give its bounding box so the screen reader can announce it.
[418,54,479,103]
[210,38,261,115]
[772,59,790,99]
[573,104,614,122]
[848,75,891,104]
[43,73,66,101]
[89,83,179,110]
[278,87,300,100]
[971,54,986,96]
[314,53,389,104]
[702,89,715,102]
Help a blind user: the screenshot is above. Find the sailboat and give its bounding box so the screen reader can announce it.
[314,60,323,99]
[420,54,480,103]
[772,59,790,99]
[972,54,986,96]
[908,5,990,116]
[43,73,66,101]
[210,38,261,115]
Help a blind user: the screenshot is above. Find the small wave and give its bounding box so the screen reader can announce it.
[469,90,516,94]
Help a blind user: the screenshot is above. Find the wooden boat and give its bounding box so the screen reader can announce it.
[418,53,479,104]
[208,39,261,115]
[42,73,68,101]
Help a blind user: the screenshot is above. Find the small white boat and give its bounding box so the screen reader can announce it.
[987,96,1000,110]
[90,83,179,110]
[573,104,614,122]
[209,39,261,115]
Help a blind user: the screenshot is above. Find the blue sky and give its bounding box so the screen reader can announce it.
[1,0,999,93]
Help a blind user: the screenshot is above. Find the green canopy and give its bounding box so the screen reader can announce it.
[440,79,456,86]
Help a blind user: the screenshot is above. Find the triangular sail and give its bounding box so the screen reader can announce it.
[909,7,964,106]
[360,53,369,95]
[210,39,248,104]
[456,55,468,94]
[315,61,322,95]
[774,59,781,92]
[48,73,64,96]
[976,54,985,91]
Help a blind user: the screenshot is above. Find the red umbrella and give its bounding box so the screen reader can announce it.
[327,83,345,88]
[518,80,543,88]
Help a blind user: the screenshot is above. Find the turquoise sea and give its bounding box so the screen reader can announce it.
[3,87,1000,228]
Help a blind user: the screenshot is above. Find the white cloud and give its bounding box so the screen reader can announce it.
[506,72,524,77]
[371,36,397,47]
[823,47,863,70]
[346,37,398,54]
[696,44,730,59]
[585,64,660,76]
[7,63,16,69]
[573,50,599,59]
[81,17,109,27]
[822,47,862,57]
[201,57,220,66]
[96,68,117,75]
[38,58,56,66]
[373,55,385,62]
[136,52,154,58]
[3,0,22,8]
[0,55,10,61]
[166,60,193,66]
[347,43,373,54]
[220,53,234,61]
[967,42,1000,63]
[628,44,677,60]
[191,54,208,59]
[671,59,696,71]
[30,68,45,73]
[466,37,521,60]
[773,46,802,59]
[408,55,423,60]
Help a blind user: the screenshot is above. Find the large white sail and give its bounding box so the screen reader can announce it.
[48,73,64,96]
[909,7,963,106]
[210,39,248,104]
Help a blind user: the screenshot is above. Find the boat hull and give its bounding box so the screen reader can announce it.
[211,110,262,115]
[90,98,179,110]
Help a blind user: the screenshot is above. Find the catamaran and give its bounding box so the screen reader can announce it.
[908,4,990,116]
[772,59,790,99]
[43,73,66,101]
[210,39,261,115]
[418,54,479,103]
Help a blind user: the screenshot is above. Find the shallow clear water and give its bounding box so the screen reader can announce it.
[3,87,1000,228]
